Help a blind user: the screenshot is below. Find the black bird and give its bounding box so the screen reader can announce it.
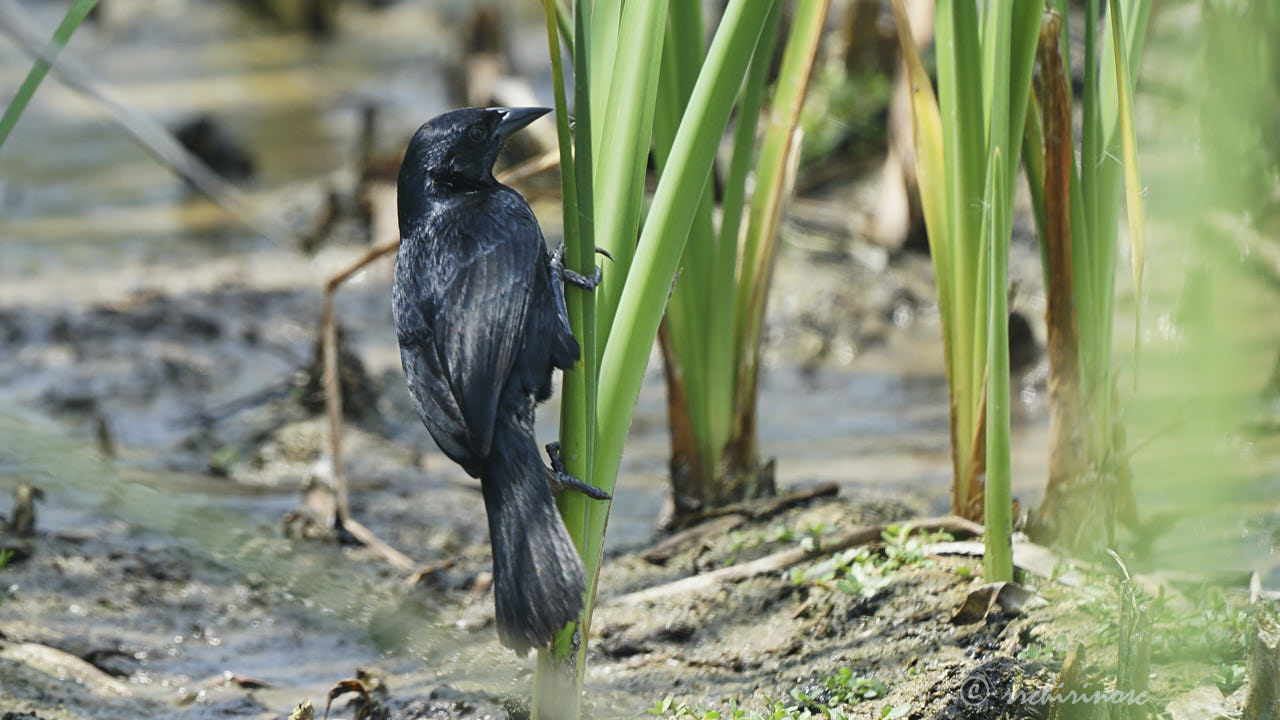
[393,107,609,655]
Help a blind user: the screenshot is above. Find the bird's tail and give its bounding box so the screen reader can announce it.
[480,412,587,655]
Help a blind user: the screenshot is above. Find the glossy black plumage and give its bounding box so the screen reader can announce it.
[393,107,587,654]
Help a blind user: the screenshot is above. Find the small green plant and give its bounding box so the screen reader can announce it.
[651,679,896,720]
[789,669,892,718]
[724,530,750,566]
[819,668,888,706]
[766,523,799,544]
[788,526,953,597]
[1211,663,1246,696]
[879,525,953,571]
[749,699,803,720]
[1018,635,1071,663]
[1148,587,1254,665]
[831,553,891,598]
[800,522,830,542]
[724,523,817,565]
[1078,575,1260,680]
[648,696,747,720]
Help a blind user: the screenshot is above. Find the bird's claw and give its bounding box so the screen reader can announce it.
[565,266,602,290]
[550,243,604,290]
[545,441,611,500]
[595,247,614,262]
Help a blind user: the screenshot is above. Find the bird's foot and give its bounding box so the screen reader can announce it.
[564,266,602,290]
[550,243,604,290]
[545,441,611,500]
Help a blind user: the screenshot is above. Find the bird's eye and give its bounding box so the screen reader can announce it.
[467,126,486,142]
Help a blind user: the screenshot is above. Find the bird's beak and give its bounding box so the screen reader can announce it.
[492,107,552,142]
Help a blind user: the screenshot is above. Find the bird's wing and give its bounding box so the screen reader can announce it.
[399,336,476,472]
[425,196,541,462]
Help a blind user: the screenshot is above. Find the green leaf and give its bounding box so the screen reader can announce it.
[732,0,829,456]
[983,148,1013,583]
[1108,0,1146,385]
[590,0,777,508]
[592,0,670,341]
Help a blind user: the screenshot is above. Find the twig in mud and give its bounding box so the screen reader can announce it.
[674,482,841,528]
[318,153,559,573]
[0,642,132,697]
[926,539,1072,581]
[404,558,456,588]
[643,515,746,565]
[611,515,981,606]
[321,238,406,569]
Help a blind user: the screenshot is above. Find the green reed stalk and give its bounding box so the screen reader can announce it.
[535,0,596,712]
[535,2,776,716]
[890,0,1040,579]
[657,0,824,516]
[984,154,1013,582]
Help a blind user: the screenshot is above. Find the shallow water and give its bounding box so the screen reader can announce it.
[1,0,461,290]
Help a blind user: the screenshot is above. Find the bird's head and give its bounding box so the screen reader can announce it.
[398,106,550,200]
